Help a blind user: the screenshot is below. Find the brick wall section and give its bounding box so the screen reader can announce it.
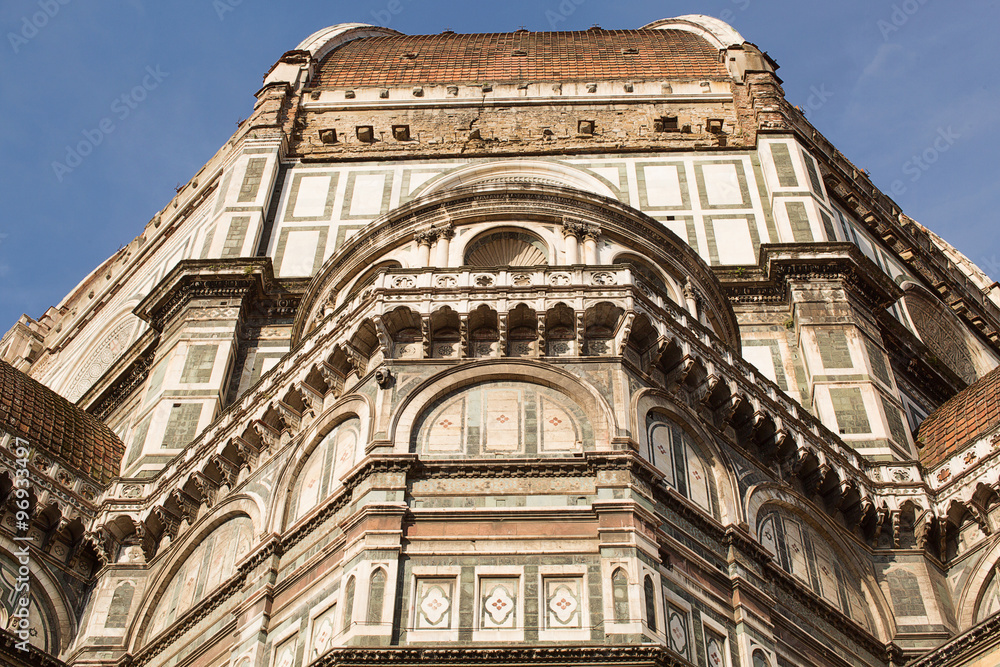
[293,101,745,160]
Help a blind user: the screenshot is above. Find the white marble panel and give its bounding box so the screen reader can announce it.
[643,165,683,207]
[292,175,332,218]
[713,218,755,264]
[702,163,742,206]
[350,173,387,216]
[280,230,320,276]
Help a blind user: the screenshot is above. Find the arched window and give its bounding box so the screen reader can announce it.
[414,381,593,456]
[368,569,386,625]
[342,576,356,634]
[145,516,254,640]
[646,413,714,516]
[643,575,657,632]
[612,569,629,623]
[976,564,1000,623]
[758,509,874,631]
[106,581,135,628]
[465,230,548,267]
[752,649,771,667]
[288,418,361,523]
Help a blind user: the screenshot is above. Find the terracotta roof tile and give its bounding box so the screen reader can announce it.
[0,360,124,485]
[917,365,1000,468]
[315,29,729,88]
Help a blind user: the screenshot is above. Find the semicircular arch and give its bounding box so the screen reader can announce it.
[746,484,894,641]
[462,226,551,267]
[391,359,616,454]
[128,496,261,651]
[415,159,617,199]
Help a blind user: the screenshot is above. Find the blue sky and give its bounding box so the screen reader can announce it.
[1,0,998,330]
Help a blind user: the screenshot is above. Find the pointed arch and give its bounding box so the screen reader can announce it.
[957,537,1000,628]
[0,536,75,654]
[267,393,374,535]
[367,568,387,626]
[643,575,657,632]
[612,568,630,623]
[747,484,893,641]
[342,576,357,634]
[633,388,740,525]
[127,495,262,652]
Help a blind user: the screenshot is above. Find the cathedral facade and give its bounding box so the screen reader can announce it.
[2,15,1000,667]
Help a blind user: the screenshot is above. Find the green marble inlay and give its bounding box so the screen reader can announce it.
[830,387,871,435]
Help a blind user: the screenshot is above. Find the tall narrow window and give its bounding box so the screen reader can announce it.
[706,630,727,667]
[368,569,386,625]
[643,575,657,632]
[612,568,629,623]
[646,413,714,515]
[342,576,356,634]
[105,582,134,628]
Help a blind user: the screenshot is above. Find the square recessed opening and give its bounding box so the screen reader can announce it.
[654,116,679,133]
[356,126,375,143]
[393,125,411,141]
[578,120,595,135]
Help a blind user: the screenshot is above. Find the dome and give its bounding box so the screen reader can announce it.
[312,27,732,88]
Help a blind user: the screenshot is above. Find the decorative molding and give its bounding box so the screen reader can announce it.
[906,611,1000,667]
[314,645,691,666]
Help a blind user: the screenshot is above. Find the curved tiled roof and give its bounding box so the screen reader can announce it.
[313,29,730,88]
[917,365,1000,467]
[0,360,124,485]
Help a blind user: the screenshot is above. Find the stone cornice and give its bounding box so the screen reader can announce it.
[772,103,1000,351]
[907,611,1000,666]
[0,629,67,666]
[719,243,903,312]
[313,645,694,667]
[133,258,298,332]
